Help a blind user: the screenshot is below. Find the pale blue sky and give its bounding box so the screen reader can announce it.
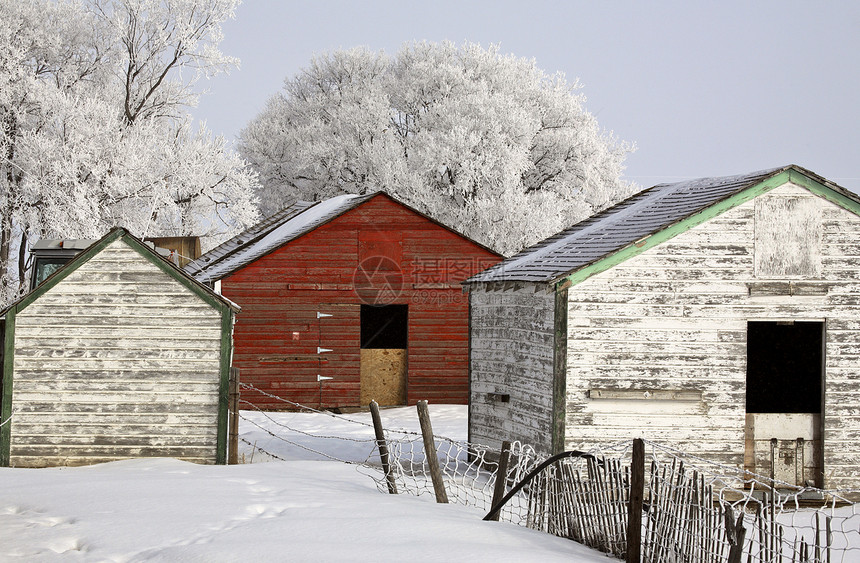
[192,1,860,192]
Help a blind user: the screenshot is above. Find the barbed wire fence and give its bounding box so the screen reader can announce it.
[234,382,860,562]
[235,382,543,509]
[236,382,379,464]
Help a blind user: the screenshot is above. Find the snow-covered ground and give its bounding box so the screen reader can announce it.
[0,404,609,562]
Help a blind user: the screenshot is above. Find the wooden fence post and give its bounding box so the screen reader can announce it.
[416,400,449,503]
[726,509,747,563]
[370,400,398,494]
[626,438,645,563]
[488,440,512,522]
[228,367,240,465]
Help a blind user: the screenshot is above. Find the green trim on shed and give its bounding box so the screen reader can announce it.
[11,228,238,318]
[122,233,238,315]
[786,168,860,216]
[216,310,233,464]
[557,168,855,289]
[12,229,125,314]
[1,311,14,466]
[551,286,568,455]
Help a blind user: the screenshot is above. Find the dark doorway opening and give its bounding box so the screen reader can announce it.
[746,321,823,413]
[361,304,408,349]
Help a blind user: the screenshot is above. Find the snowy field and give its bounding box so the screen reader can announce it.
[0,404,608,562]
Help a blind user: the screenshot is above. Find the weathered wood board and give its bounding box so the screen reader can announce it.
[359,348,407,406]
[745,413,820,486]
[562,184,860,487]
[469,284,557,453]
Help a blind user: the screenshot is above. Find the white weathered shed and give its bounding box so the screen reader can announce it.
[467,165,860,489]
[0,228,238,467]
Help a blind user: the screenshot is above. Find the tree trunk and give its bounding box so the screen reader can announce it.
[1,113,19,301]
[0,207,10,296]
[17,229,28,293]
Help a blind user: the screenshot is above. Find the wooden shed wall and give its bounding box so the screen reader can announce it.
[8,240,224,467]
[222,195,499,410]
[563,183,860,489]
[469,284,557,453]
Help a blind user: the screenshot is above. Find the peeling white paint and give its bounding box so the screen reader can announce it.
[9,240,224,467]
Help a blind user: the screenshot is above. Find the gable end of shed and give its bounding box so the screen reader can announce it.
[557,168,860,291]
[0,227,236,467]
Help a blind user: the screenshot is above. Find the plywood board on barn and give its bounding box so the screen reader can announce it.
[360,348,407,406]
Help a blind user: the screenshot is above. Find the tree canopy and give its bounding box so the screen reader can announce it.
[0,0,260,303]
[240,42,635,255]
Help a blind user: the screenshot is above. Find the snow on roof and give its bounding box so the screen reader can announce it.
[468,165,832,285]
[31,239,97,251]
[184,200,317,278]
[186,193,375,283]
[2,228,239,319]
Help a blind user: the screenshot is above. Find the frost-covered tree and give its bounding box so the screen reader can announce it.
[239,42,635,255]
[0,0,260,303]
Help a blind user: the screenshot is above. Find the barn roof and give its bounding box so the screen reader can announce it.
[0,227,239,319]
[468,165,860,286]
[184,193,375,283]
[186,191,500,283]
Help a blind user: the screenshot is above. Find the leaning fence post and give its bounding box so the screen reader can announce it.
[626,438,645,563]
[488,440,512,522]
[228,367,240,465]
[416,400,449,503]
[370,400,398,494]
[726,509,747,563]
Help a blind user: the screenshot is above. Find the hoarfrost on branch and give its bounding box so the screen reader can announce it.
[0,0,260,305]
[239,42,636,256]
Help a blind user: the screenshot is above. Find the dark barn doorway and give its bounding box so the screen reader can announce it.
[745,321,823,487]
[746,321,822,414]
[360,305,408,406]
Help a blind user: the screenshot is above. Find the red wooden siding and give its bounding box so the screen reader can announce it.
[222,194,500,410]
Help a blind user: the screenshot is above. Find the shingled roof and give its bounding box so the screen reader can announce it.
[185,193,375,283]
[468,165,859,285]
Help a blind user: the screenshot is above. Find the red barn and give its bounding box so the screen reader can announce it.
[186,192,500,410]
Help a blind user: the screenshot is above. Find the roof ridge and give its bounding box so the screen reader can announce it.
[185,199,318,276]
[188,192,374,282]
[468,166,801,285]
[3,227,237,318]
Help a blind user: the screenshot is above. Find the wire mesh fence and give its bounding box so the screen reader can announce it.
[233,384,860,562]
[369,434,563,515]
[641,441,860,563]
